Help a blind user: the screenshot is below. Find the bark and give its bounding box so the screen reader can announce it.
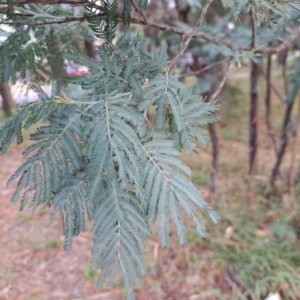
[265,53,279,154]
[282,50,288,95]
[46,34,65,89]
[249,64,259,174]
[84,38,96,59]
[189,53,219,193]
[205,61,231,192]
[190,56,228,193]
[277,48,288,95]
[249,9,259,174]
[270,100,295,185]
[194,71,219,192]
[208,123,219,192]
[0,83,14,116]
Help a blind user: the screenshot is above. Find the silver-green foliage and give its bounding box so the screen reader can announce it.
[0,33,218,299]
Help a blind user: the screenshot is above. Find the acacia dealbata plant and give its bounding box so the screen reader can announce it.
[0,0,299,298]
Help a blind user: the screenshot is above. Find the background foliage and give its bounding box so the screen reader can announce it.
[1,0,300,299]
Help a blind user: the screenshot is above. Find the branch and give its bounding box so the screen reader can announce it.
[178,57,231,78]
[129,0,148,25]
[288,94,300,188]
[250,9,256,48]
[257,64,285,105]
[1,0,300,54]
[0,16,86,26]
[0,0,104,11]
[129,17,300,54]
[287,2,300,12]
[168,0,213,71]
[249,8,259,175]
[171,35,184,72]
[207,59,231,103]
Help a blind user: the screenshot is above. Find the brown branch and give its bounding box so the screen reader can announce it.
[169,0,213,71]
[250,8,256,47]
[207,59,231,103]
[178,57,231,78]
[1,1,300,54]
[0,16,86,26]
[287,2,300,12]
[171,35,184,72]
[249,8,259,175]
[204,60,231,193]
[0,83,14,116]
[84,38,96,59]
[129,0,148,25]
[0,0,72,9]
[208,123,219,193]
[281,49,289,96]
[129,17,300,54]
[0,0,104,12]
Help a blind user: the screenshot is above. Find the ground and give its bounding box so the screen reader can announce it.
[0,143,231,300]
[1,67,300,300]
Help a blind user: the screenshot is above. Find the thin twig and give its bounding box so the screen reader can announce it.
[257,64,285,105]
[207,60,231,103]
[128,16,300,54]
[129,0,148,25]
[287,2,300,12]
[0,0,105,10]
[178,57,231,78]
[0,16,86,26]
[1,1,300,54]
[171,35,184,72]
[168,0,214,72]
[204,60,232,193]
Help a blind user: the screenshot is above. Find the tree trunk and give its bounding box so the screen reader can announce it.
[249,9,259,174]
[249,61,259,174]
[208,122,219,192]
[202,78,221,193]
[46,35,65,89]
[270,100,295,185]
[84,39,96,59]
[190,51,222,193]
[0,83,14,116]
[287,95,300,189]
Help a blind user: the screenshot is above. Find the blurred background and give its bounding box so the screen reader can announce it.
[1,0,300,299]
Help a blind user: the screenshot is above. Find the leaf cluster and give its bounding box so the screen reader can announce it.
[0,32,218,299]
